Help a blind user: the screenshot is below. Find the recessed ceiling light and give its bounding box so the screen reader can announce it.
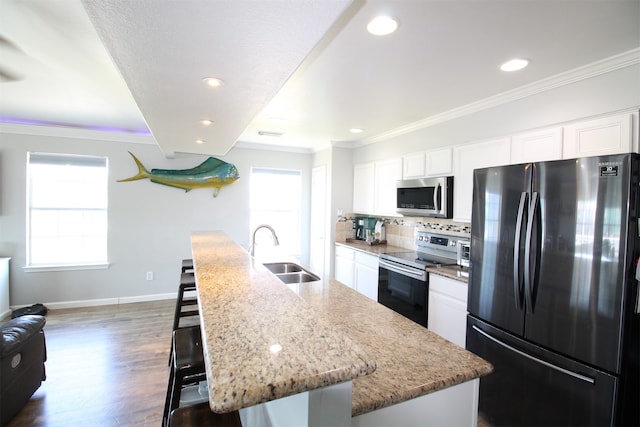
[195,139,205,144]
[350,128,364,134]
[203,77,224,88]
[367,16,398,36]
[500,58,530,72]
[200,119,213,126]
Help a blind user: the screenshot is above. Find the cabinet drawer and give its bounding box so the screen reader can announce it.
[335,245,355,259]
[355,251,379,269]
[429,274,467,302]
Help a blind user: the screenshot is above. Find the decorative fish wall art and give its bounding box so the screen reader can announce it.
[118,152,239,197]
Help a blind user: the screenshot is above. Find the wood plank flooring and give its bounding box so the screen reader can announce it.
[7,300,177,427]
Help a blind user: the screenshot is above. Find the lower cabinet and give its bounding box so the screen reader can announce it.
[334,245,379,301]
[428,274,468,347]
[334,245,355,288]
[354,251,379,302]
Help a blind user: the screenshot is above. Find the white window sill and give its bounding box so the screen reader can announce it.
[23,263,110,273]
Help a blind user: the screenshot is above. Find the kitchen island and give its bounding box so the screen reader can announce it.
[191,231,492,426]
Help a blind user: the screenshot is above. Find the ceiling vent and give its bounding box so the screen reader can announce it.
[258,131,284,137]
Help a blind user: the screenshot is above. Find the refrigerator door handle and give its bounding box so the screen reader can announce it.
[472,325,596,384]
[513,192,528,310]
[524,191,539,314]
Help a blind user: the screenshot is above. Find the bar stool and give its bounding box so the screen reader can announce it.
[172,272,199,331]
[181,258,194,273]
[169,402,242,427]
[163,325,207,427]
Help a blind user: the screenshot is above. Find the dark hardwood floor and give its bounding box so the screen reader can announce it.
[7,300,176,427]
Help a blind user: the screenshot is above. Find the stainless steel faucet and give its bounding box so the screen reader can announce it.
[250,224,280,256]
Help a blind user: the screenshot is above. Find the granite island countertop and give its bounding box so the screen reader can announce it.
[192,231,491,417]
[191,231,376,413]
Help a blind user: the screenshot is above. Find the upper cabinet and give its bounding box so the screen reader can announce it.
[563,113,633,159]
[402,152,426,179]
[511,127,563,164]
[353,158,402,215]
[426,147,453,176]
[374,158,403,216]
[351,110,637,221]
[453,137,511,222]
[402,147,452,179]
[353,163,375,214]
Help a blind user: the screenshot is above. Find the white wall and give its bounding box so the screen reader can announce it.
[312,146,353,277]
[0,130,311,307]
[353,63,640,163]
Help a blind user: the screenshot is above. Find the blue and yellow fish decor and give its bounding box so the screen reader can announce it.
[118,152,239,197]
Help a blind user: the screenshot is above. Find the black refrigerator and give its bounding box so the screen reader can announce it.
[466,153,640,426]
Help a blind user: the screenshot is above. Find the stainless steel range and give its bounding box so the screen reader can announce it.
[378,231,462,327]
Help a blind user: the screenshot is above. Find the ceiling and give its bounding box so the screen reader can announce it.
[0,0,639,157]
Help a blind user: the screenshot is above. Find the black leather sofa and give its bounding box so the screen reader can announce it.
[0,315,47,425]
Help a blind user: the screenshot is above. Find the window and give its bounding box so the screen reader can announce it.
[250,168,301,258]
[27,153,108,268]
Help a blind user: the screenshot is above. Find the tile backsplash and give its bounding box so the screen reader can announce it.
[336,214,470,250]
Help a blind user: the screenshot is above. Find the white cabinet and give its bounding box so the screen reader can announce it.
[334,245,379,301]
[353,158,402,216]
[402,148,453,179]
[354,251,379,301]
[425,147,453,176]
[511,127,563,164]
[452,137,511,222]
[428,274,467,347]
[334,245,355,288]
[374,158,402,216]
[403,152,426,179]
[353,163,375,214]
[563,113,633,159]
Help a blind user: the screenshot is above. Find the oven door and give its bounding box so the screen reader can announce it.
[378,259,428,327]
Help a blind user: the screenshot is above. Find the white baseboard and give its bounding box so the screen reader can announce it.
[0,309,11,321]
[10,293,177,311]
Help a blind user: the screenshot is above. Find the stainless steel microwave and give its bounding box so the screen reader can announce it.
[396,176,453,218]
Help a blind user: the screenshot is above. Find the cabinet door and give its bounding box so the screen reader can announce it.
[354,252,379,301]
[334,246,355,289]
[426,147,453,176]
[374,158,402,216]
[563,113,632,159]
[428,274,467,347]
[453,137,511,222]
[402,152,426,179]
[511,127,563,164]
[353,163,375,214]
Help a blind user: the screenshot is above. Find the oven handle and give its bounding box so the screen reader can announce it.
[379,259,427,281]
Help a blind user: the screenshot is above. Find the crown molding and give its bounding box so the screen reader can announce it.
[362,48,640,146]
[0,122,156,145]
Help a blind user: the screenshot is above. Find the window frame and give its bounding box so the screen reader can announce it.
[24,152,110,272]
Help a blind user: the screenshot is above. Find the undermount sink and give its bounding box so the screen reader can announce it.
[263,262,303,274]
[275,272,320,284]
[262,262,320,283]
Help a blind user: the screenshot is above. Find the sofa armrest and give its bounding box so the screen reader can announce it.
[0,315,46,357]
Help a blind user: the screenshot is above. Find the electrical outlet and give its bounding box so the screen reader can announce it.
[146,271,154,281]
